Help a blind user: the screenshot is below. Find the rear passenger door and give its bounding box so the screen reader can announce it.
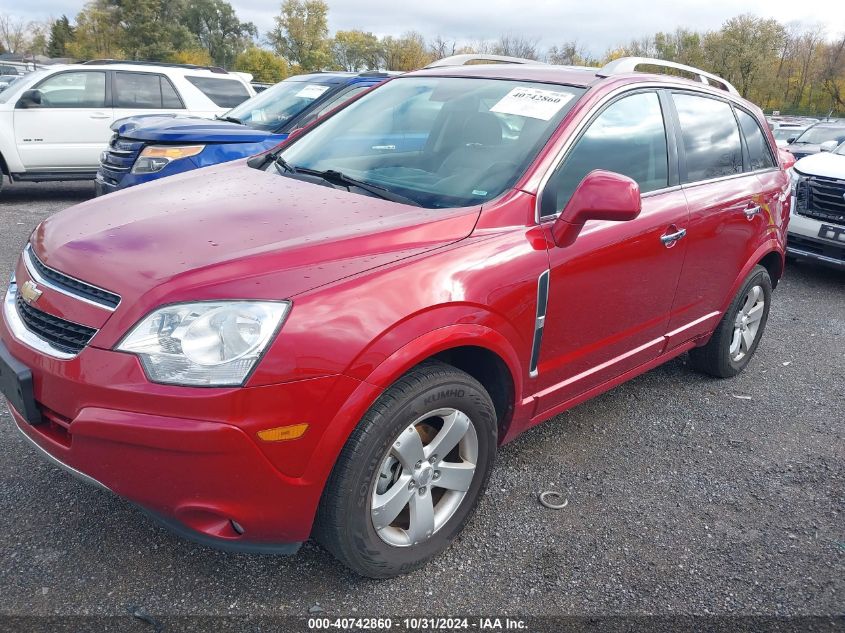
[112,71,185,121]
[664,92,767,349]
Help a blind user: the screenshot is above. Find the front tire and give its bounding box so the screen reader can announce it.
[314,361,497,578]
[689,265,772,378]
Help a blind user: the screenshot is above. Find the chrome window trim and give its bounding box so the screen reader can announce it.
[24,244,120,312]
[3,276,78,360]
[534,83,774,223]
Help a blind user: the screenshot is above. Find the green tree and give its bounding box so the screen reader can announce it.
[67,0,124,59]
[117,0,196,61]
[267,0,331,71]
[703,15,784,98]
[234,46,289,82]
[182,0,257,68]
[380,31,431,71]
[331,30,381,71]
[47,15,75,57]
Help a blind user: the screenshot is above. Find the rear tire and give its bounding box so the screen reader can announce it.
[689,265,772,378]
[314,361,497,578]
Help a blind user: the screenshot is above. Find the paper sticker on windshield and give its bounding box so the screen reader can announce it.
[296,84,330,99]
[490,87,573,120]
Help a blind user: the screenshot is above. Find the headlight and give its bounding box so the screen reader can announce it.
[116,301,290,386]
[131,145,205,174]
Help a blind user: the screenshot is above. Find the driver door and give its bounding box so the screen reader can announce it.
[533,90,689,414]
[14,70,112,171]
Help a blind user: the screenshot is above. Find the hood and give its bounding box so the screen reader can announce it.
[786,143,822,160]
[112,114,278,144]
[31,160,479,329]
[794,151,845,179]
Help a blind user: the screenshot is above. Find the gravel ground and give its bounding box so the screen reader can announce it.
[0,181,843,624]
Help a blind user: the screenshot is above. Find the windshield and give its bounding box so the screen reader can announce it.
[276,76,585,208]
[224,79,335,131]
[793,126,845,145]
[773,127,804,141]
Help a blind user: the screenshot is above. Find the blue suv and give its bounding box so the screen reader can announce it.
[95,71,394,195]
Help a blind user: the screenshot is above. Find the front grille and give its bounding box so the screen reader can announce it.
[26,246,121,309]
[797,175,845,226]
[15,295,97,355]
[98,135,145,186]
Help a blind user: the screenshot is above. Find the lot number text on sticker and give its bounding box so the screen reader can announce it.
[490,87,574,120]
[296,85,331,99]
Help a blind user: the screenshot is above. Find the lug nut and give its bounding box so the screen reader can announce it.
[408,480,416,490]
[433,471,440,480]
[415,460,423,469]
[418,486,427,495]
[429,454,438,463]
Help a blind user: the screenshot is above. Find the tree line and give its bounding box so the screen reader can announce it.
[1,2,844,115]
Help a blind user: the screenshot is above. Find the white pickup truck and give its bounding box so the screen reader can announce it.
[789,141,845,269]
[0,61,254,192]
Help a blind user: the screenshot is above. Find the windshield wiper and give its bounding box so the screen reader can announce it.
[273,154,297,173]
[294,168,421,207]
[216,115,243,124]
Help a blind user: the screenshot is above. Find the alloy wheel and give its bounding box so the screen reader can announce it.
[730,285,765,362]
[371,408,479,547]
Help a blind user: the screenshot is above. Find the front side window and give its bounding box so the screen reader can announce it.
[32,71,106,108]
[540,91,668,216]
[277,77,585,209]
[673,93,742,182]
[225,80,336,131]
[736,109,775,171]
[186,76,250,108]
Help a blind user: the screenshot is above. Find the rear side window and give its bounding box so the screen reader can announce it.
[541,91,668,216]
[114,72,184,109]
[186,76,250,108]
[736,109,775,171]
[673,93,742,183]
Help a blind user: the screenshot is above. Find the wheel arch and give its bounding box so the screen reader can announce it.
[757,249,784,289]
[300,324,524,492]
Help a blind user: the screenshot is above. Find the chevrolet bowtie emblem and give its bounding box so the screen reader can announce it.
[20,280,42,304]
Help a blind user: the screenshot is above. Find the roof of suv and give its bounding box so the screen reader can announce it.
[409,63,601,87]
[407,59,744,100]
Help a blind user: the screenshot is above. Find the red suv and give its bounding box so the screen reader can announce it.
[1,58,790,578]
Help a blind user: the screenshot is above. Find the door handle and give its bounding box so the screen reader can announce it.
[89,113,110,119]
[660,228,687,246]
[744,204,762,219]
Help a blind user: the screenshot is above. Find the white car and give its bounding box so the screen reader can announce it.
[0,61,254,191]
[789,141,845,269]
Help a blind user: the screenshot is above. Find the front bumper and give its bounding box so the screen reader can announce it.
[1,298,367,548]
[787,210,845,270]
[8,398,304,553]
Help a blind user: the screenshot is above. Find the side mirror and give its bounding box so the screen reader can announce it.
[16,89,42,108]
[778,148,796,170]
[819,140,838,153]
[551,170,641,248]
[786,136,796,144]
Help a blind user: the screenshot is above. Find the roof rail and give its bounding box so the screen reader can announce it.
[425,54,544,69]
[81,59,229,74]
[597,57,738,95]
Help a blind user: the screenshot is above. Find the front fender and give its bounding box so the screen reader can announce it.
[298,322,525,487]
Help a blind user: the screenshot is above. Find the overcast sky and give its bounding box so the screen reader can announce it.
[11,0,845,55]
